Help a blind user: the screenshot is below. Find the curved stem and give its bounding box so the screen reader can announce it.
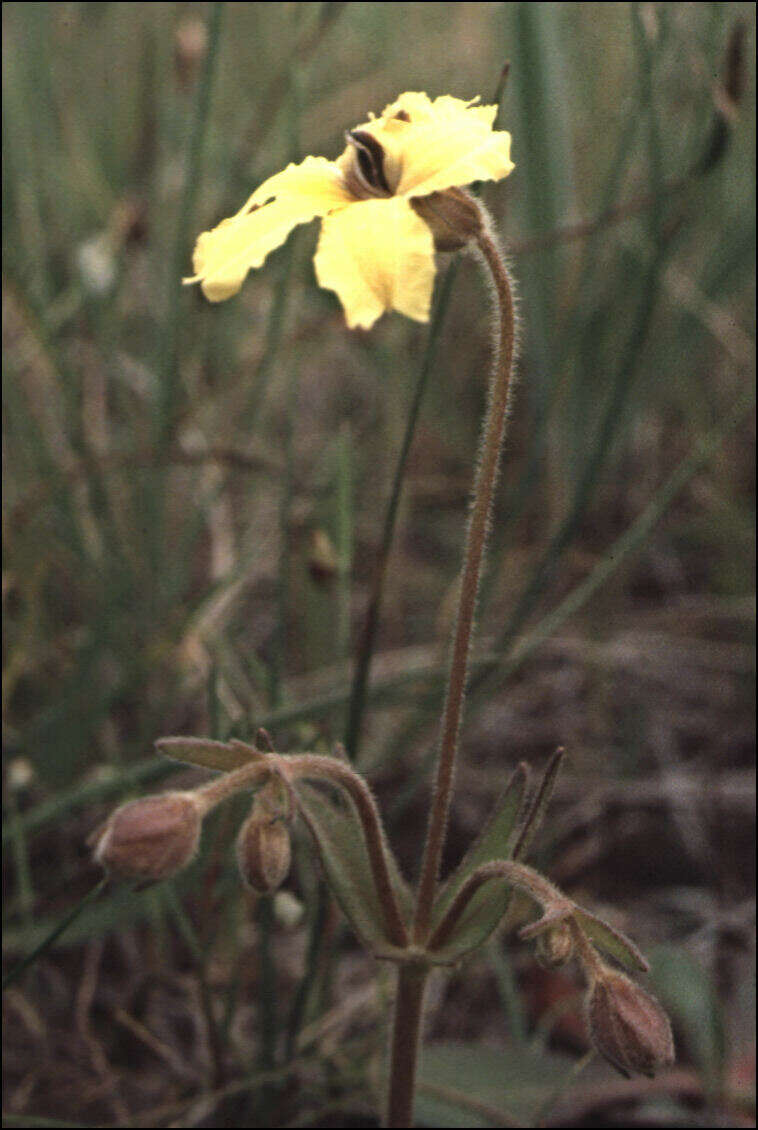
[194,757,273,814]
[428,859,570,952]
[284,754,409,948]
[413,226,518,943]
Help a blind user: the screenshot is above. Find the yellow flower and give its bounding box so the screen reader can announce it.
[186,92,514,330]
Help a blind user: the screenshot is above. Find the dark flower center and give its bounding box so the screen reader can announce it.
[344,129,392,198]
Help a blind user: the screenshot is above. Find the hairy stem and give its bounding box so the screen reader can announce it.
[284,754,409,948]
[413,225,518,942]
[428,859,570,952]
[194,757,272,813]
[386,964,429,1128]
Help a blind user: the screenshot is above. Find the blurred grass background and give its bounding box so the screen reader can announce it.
[2,3,755,1127]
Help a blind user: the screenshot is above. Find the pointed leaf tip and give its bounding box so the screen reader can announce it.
[156,736,261,773]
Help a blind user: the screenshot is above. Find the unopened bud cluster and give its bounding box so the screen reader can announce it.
[508,864,675,1080]
[93,771,293,895]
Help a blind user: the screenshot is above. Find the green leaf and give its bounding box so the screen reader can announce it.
[512,747,565,861]
[291,777,411,958]
[415,1040,570,1127]
[573,907,649,974]
[648,945,726,1088]
[428,763,529,963]
[428,873,515,964]
[156,736,261,773]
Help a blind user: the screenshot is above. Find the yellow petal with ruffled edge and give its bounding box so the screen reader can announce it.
[314,197,435,330]
[186,156,352,302]
[349,92,513,200]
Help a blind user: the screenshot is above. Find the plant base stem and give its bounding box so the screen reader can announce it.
[386,964,429,1128]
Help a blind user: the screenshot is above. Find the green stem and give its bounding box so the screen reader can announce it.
[385,964,429,1128]
[413,226,518,943]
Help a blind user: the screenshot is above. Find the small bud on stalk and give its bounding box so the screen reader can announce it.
[94,792,202,882]
[587,967,675,1078]
[411,187,484,251]
[237,813,292,894]
[536,920,575,967]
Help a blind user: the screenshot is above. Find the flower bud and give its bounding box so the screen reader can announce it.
[236,814,291,894]
[536,921,575,967]
[411,187,484,251]
[587,968,675,1078]
[94,792,202,882]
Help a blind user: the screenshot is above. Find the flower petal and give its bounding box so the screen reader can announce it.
[344,92,513,199]
[235,155,353,217]
[314,197,435,330]
[187,156,352,302]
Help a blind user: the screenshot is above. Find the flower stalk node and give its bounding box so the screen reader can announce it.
[411,187,483,251]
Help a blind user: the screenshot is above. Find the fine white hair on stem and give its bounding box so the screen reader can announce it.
[413,210,521,945]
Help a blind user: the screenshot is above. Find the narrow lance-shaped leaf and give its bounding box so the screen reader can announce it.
[428,763,529,963]
[156,736,263,774]
[511,747,565,861]
[432,761,529,925]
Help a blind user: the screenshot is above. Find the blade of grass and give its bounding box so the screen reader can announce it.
[244,237,296,430]
[476,227,671,695]
[5,783,35,933]
[162,883,226,1086]
[474,1,673,679]
[155,1,224,443]
[2,879,107,990]
[224,2,346,203]
[343,262,459,763]
[383,386,755,822]
[488,938,528,1046]
[257,62,306,1094]
[336,421,354,677]
[510,1,575,530]
[632,2,664,243]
